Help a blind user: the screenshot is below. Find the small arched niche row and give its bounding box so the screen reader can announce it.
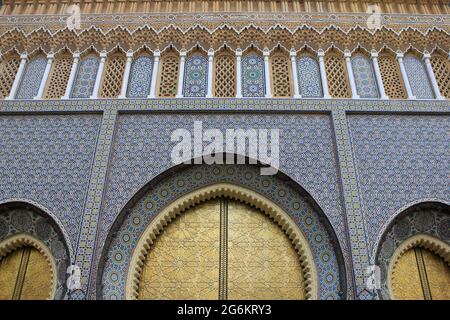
[0,51,20,99]
[0,201,72,300]
[98,163,346,300]
[375,202,450,300]
[241,48,265,98]
[70,50,100,99]
[15,51,47,100]
[126,48,154,99]
[183,49,208,98]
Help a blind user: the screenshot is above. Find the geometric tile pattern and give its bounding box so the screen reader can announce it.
[331,110,371,300]
[0,114,102,252]
[74,110,117,299]
[297,55,323,98]
[71,55,100,99]
[15,55,47,99]
[101,164,344,300]
[183,53,208,97]
[403,54,434,99]
[347,114,450,254]
[126,55,153,98]
[351,54,379,99]
[241,53,265,97]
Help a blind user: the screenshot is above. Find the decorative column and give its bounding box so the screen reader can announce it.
[317,50,331,99]
[290,49,301,99]
[118,51,133,99]
[90,51,107,99]
[396,52,415,100]
[35,52,54,99]
[6,53,28,100]
[370,50,388,100]
[263,48,272,98]
[148,50,161,99]
[176,49,187,98]
[235,48,243,98]
[344,50,360,99]
[423,52,444,100]
[62,52,80,99]
[206,48,214,98]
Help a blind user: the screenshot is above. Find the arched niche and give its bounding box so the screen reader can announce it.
[98,162,346,300]
[375,202,449,300]
[0,201,72,300]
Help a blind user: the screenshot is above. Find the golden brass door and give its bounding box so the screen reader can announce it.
[0,245,53,300]
[391,246,450,300]
[138,198,305,300]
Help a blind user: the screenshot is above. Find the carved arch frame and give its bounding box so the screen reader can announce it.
[126,183,318,300]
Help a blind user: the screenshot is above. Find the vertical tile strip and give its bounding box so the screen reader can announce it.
[74,109,117,299]
[218,198,228,300]
[331,110,372,299]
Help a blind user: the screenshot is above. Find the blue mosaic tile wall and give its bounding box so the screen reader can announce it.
[71,56,100,99]
[403,55,434,99]
[0,114,102,252]
[297,55,323,98]
[183,53,208,97]
[15,55,47,99]
[351,55,379,99]
[241,53,265,97]
[126,55,153,98]
[347,114,450,254]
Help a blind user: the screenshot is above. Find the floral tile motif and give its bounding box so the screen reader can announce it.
[71,56,99,99]
[242,53,265,97]
[351,55,379,99]
[183,54,208,97]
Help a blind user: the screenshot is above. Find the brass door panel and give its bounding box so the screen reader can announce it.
[392,247,450,300]
[0,246,53,300]
[138,198,305,300]
[138,200,221,299]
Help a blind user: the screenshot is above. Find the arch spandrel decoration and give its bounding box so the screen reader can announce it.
[126,183,317,300]
[375,202,450,300]
[0,202,72,300]
[99,164,345,300]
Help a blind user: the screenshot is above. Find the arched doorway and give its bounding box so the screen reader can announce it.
[0,244,54,300]
[391,245,450,300]
[137,197,305,300]
[100,164,345,300]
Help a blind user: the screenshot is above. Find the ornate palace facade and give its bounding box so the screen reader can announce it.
[0,0,449,300]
